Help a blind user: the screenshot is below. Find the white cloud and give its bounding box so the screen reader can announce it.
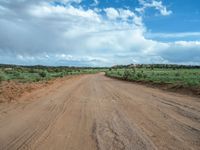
[136,0,172,16]
[0,0,199,66]
[104,8,119,20]
[118,9,134,20]
[30,3,100,22]
[104,8,144,29]
[55,0,82,4]
[173,41,200,47]
[158,41,200,63]
[146,32,200,38]
[92,0,99,6]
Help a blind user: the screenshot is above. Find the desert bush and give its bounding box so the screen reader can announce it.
[0,74,5,82]
[123,70,131,80]
[39,71,48,78]
[117,71,121,75]
[28,68,38,73]
[13,71,21,77]
[175,72,181,77]
[136,72,142,78]
[143,74,147,79]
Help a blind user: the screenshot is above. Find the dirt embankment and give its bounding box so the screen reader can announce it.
[0,73,199,150]
[0,81,46,103]
[0,76,74,103]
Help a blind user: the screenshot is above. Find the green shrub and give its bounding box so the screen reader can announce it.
[13,71,21,77]
[29,68,37,73]
[136,72,142,78]
[0,74,5,82]
[123,70,131,80]
[187,80,199,87]
[39,71,47,78]
[175,72,181,77]
[143,74,147,79]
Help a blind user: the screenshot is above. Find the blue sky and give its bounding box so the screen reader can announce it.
[145,0,200,32]
[0,0,200,66]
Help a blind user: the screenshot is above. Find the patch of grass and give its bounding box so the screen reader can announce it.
[105,67,200,88]
[0,74,5,83]
[0,65,108,83]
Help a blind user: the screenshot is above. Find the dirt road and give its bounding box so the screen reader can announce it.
[0,73,200,150]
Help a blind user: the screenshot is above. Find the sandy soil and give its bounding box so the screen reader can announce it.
[0,73,199,150]
[0,81,48,103]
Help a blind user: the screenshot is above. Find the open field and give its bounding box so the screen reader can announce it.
[0,73,199,150]
[106,65,200,96]
[0,65,107,82]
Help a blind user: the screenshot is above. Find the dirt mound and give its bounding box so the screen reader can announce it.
[0,81,49,103]
[0,75,79,103]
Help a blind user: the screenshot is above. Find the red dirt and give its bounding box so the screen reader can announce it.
[0,76,74,103]
[0,81,47,103]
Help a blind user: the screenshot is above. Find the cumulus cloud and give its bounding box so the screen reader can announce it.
[104,8,119,20]
[136,0,172,16]
[0,0,199,66]
[158,41,200,63]
[147,32,200,38]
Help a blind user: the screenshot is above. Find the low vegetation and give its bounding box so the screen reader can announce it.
[105,64,200,88]
[0,64,107,83]
[1,64,200,89]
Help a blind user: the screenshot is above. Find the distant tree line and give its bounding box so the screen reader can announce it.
[0,63,200,70]
[0,64,109,70]
[112,64,200,69]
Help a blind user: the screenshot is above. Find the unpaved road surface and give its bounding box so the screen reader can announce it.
[0,73,200,150]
